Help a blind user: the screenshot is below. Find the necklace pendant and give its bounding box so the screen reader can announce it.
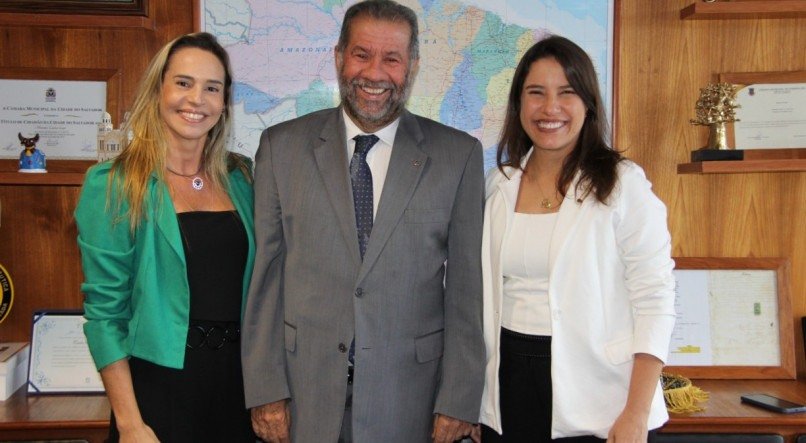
[191,176,204,191]
[540,198,552,209]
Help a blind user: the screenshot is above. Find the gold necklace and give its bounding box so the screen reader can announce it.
[533,175,560,209]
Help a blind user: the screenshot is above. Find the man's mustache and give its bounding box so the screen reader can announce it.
[349,78,398,93]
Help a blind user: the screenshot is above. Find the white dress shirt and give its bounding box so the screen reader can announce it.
[343,109,399,219]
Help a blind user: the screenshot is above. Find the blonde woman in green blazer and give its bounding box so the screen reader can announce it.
[75,33,256,442]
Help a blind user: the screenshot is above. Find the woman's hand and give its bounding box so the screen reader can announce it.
[99,360,158,443]
[119,422,160,442]
[607,353,663,442]
[607,408,648,443]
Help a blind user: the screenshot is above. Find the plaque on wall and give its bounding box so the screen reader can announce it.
[0,79,106,160]
[733,83,806,149]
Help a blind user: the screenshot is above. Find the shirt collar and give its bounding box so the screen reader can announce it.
[342,108,400,147]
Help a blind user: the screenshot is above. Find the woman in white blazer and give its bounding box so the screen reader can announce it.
[477,36,676,442]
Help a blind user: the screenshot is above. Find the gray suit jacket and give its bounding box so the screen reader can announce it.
[242,107,485,442]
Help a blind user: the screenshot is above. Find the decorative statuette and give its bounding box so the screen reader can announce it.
[18,133,47,173]
[690,82,740,150]
[97,111,127,162]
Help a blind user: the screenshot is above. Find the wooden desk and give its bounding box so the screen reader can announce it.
[0,388,109,442]
[661,379,806,442]
[2,379,806,442]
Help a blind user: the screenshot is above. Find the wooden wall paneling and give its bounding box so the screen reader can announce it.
[782,173,806,365]
[707,174,780,256]
[0,1,195,342]
[0,186,82,342]
[618,0,806,375]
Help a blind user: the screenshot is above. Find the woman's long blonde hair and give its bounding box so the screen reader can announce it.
[108,32,248,231]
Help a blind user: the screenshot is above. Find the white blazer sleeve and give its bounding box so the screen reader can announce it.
[613,162,676,363]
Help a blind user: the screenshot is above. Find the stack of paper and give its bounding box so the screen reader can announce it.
[0,342,30,400]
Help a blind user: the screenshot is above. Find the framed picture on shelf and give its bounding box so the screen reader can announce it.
[0,0,147,16]
[719,70,806,151]
[666,257,795,379]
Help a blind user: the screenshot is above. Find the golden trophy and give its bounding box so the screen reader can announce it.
[690,82,740,150]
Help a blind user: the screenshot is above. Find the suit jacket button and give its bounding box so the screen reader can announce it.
[355,287,363,298]
[338,343,347,353]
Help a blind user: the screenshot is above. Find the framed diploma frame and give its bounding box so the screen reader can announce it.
[719,71,806,150]
[0,0,147,16]
[27,310,104,394]
[666,257,794,379]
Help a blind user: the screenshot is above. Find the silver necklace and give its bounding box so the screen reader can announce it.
[166,165,204,191]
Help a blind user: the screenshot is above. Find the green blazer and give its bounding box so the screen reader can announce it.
[75,160,255,370]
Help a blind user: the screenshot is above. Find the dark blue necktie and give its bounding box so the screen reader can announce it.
[350,134,379,260]
[349,134,378,368]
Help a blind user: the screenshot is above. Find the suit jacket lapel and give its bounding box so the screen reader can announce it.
[359,111,428,282]
[228,171,256,286]
[314,109,363,267]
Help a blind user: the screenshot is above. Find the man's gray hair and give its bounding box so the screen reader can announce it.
[336,0,420,61]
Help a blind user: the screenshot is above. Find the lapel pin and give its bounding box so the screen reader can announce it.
[412,160,421,167]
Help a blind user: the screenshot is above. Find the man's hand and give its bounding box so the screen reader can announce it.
[432,413,476,443]
[251,399,291,443]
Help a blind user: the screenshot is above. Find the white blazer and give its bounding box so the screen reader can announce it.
[478,152,676,439]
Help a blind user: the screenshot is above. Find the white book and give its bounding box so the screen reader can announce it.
[0,342,30,400]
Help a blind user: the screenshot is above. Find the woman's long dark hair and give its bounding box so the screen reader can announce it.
[497,35,622,204]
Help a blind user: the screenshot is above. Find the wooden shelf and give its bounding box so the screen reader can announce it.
[678,158,806,174]
[0,172,86,186]
[679,148,806,174]
[681,1,806,20]
[0,159,94,185]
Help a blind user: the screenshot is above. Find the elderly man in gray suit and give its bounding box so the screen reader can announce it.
[241,1,484,442]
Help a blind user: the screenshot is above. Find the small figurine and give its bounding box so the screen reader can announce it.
[18,133,47,173]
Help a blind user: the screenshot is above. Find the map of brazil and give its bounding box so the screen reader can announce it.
[200,0,614,170]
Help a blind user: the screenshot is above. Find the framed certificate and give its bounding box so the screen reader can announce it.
[666,257,794,379]
[719,71,806,150]
[27,310,104,394]
[0,0,147,16]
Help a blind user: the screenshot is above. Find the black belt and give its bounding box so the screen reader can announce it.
[186,321,240,349]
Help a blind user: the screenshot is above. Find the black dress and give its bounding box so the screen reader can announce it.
[109,211,255,442]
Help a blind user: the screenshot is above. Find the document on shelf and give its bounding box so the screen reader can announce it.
[27,311,104,394]
[734,83,806,149]
[668,269,781,367]
[668,270,713,366]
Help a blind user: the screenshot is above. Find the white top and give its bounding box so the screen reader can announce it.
[501,211,558,335]
[343,109,399,219]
